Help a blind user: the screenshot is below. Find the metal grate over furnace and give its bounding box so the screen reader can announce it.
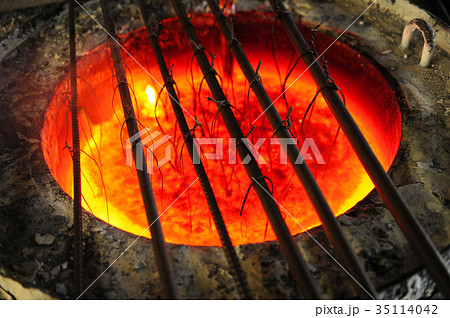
[64,0,450,300]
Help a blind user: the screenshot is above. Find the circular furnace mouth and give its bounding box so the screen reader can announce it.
[42,13,401,246]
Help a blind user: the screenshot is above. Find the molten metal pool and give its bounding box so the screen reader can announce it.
[42,14,402,246]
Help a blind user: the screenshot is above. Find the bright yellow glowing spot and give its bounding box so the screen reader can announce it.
[146,85,156,105]
[140,84,160,118]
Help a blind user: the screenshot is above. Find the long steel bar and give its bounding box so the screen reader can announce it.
[270,0,450,298]
[69,0,82,297]
[171,0,321,299]
[99,0,178,299]
[207,0,377,299]
[136,0,253,299]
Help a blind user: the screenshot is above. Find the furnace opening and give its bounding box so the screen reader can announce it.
[42,14,402,246]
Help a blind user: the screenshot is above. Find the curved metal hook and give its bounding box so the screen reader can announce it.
[400,18,435,67]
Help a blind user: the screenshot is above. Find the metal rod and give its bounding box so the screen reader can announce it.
[136,0,253,300]
[99,0,179,299]
[270,0,450,298]
[206,0,377,299]
[171,0,321,299]
[68,0,82,297]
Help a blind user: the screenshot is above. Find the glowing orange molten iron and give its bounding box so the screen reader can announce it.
[42,16,401,246]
